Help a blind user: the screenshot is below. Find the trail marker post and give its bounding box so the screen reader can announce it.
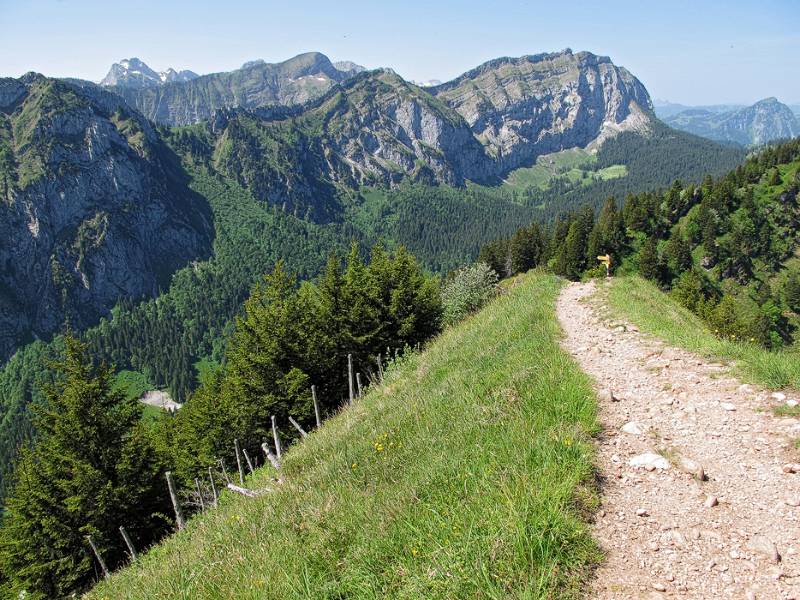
[597,254,612,278]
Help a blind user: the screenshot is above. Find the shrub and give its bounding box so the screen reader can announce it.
[441,263,499,326]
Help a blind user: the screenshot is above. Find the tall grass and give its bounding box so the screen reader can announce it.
[606,276,800,390]
[88,272,600,599]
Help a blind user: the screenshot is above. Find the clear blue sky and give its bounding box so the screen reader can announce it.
[1,0,798,105]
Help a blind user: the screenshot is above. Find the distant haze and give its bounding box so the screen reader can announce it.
[0,0,798,106]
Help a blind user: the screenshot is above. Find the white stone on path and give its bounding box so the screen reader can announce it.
[629,452,670,470]
[622,421,645,435]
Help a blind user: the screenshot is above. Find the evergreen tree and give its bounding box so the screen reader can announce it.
[509,223,546,275]
[0,336,169,598]
[557,207,594,280]
[785,270,800,313]
[665,233,693,278]
[587,197,626,263]
[638,236,661,282]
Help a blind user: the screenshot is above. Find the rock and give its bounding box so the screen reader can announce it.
[746,535,780,563]
[704,495,718,508]
[651,582,666,592]
[788,399,798,408]
[785,497,800,507]
[599,388,619,403]
[629,452,670,470]
[772,392,787,401]
[636,508,649,517]
[676,456,706,481]
[721,402,737,411]
[622,421,645,435]
[782,463,800,474]
[738,384,753,394]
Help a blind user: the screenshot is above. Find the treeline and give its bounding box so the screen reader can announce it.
[514,122,746,219]
[0,243,442,598]
[480,138,800,347]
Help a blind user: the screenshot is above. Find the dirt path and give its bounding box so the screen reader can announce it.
[557,281,800,599]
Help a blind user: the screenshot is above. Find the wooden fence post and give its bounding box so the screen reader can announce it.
[194,478,205,510]
[86,535,110,579]
[289,416,308,438]
[348,353,355,405]
[208,466,218,508]
[234,438,245,485]
[272,415,282,459]
[261,442,281,470]
[119,526,138,561]
[356,372,363,398]
[312,385,321,428]
[377,354,384,381]
[165,471,185,530]
[218,458,231,485]
[242,448,255,474]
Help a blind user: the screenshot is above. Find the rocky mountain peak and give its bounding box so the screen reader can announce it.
[664,97,799,145]
[100,58,198,88]
[430,49,654,171]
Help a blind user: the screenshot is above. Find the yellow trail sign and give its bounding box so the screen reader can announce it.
[597,254,612,277]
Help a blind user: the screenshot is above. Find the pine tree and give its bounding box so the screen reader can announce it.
[785,270,800,313]
[559,207,594,280]
[509,223,546,275]
[665,233,693,278]
[0,336,169,598]
[638,236,661,282]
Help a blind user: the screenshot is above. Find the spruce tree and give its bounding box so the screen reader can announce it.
[0,336,169,598]
[638,236,661,282]
[785,270,800,313]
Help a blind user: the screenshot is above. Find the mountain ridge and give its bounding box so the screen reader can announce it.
[663,97,799,145]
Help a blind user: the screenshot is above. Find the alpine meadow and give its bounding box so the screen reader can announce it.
[1,2,800,598]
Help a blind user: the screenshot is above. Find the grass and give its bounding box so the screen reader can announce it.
[88,272,600,599]
[502,149,627,193]
[605,276,800,390]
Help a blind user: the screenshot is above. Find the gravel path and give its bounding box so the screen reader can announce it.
[557,280,800,599]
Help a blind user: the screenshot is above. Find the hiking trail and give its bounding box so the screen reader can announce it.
[557,280,800,599]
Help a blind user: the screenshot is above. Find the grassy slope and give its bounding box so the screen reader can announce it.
[605,276,800,390]
[89,273,600,599]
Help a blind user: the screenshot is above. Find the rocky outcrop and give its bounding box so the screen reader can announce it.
[0,75,212,361]
[664,98,800,145]
[430,50,654,172]
[108,52,355,126]
[202,52,658,216]
[100,57,198,88]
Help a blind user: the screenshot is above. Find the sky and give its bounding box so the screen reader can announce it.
[0,0,798,106]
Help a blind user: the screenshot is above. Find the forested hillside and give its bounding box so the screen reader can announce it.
[0,56,746,508]
[483,138,800,348]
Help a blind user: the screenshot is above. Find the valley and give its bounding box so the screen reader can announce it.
[0,21,798,597]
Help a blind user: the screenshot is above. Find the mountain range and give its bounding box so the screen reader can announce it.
[0,49,747,367]
[0,48,755,503]
[101,53,365,126]
[99,57,199,88]
[657,97,800,145]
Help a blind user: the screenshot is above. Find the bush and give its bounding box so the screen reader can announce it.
[441,263,499,326]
